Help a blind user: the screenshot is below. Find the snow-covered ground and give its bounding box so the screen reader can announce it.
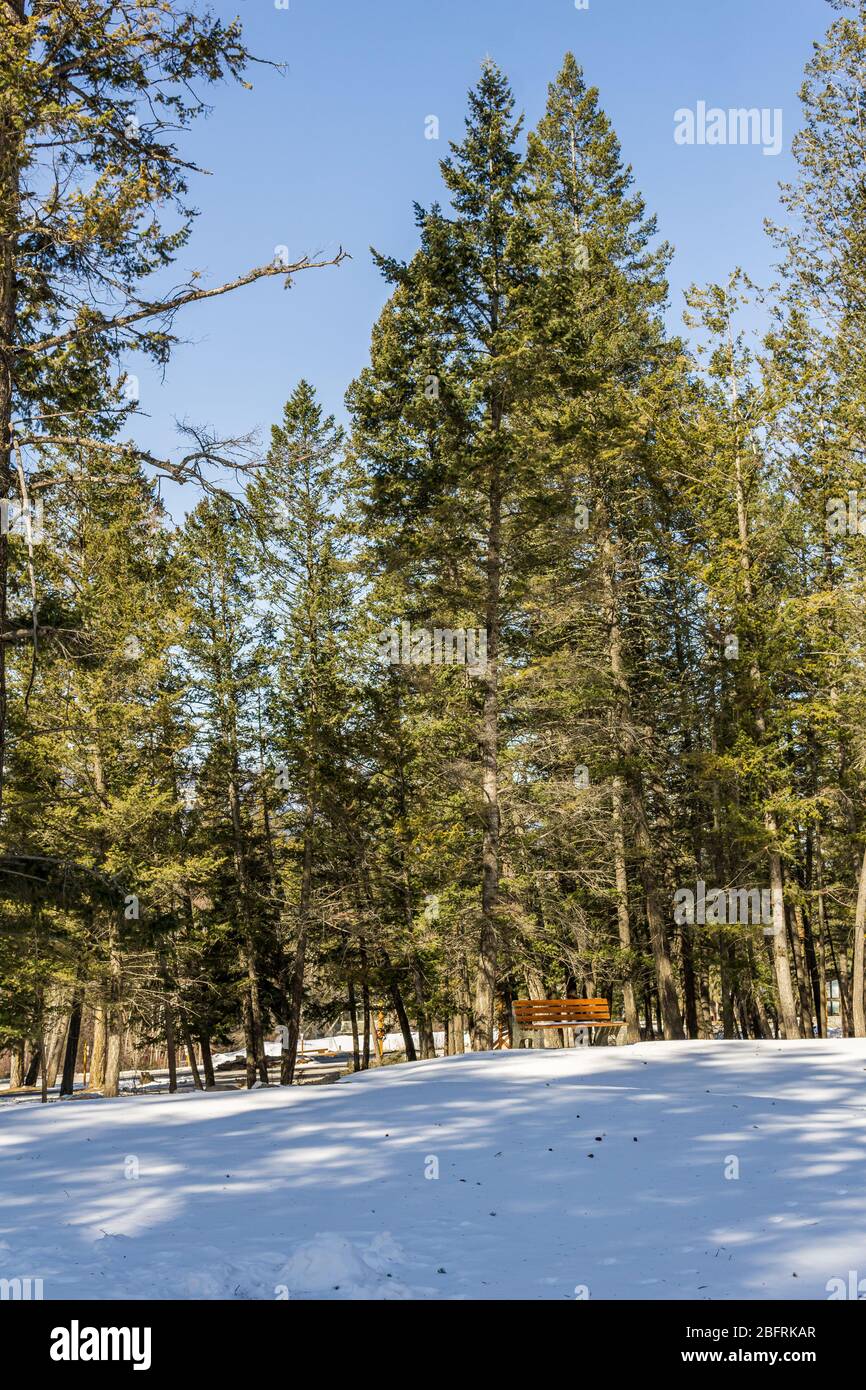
[212,1029,471,1067]
[2,1039,865,1300]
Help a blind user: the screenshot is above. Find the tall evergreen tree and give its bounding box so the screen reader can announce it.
[522,55,685,1038]
[350,61,538,1047]
[247,381,355,1083]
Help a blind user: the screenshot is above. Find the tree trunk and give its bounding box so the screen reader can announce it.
[410,956,435,1059]
[280,800,315,1086]
[9,1039,24,1088]
[669,584,701,1042]
[347,979,361,1073]
[389,979,416,1061]
[800,905,824,1037]
[523,966,549,1048]
[373,1009,385,1065]
[814,835,831,1036]
[838,936,854,1035]
[719,934,736,1040]
[473,471,502,1050]
[680,921,700,1040]
[814,897,829,1039]
[165,1015,177,1092]
[394,864,435,1058]
[697,973,714,1040]
[160,955,177,1093]
[180,1016,203,1090]
[767,842,800,1039]
[104,1027,121,1097]
[242,988,257,1088]
[40,1027,48,1103]
[633,799,684,1039]
[360,935,372,1068]
[746,940,771,1039]
[245,949,268,1084]
[279,925,307,1086]
[852,842,866,1036]
[791,902,815,1037]
[101,912,123,1097]
[199,1033,216,1089]
[642,986,655,1039]
[59,990,84,1097]
[43,995,70,1091]
[23,1044,41,1088]
[0,0,25,818]
[612,775,641,1043]
[227,752,268,1086]
[376,948,416,1059]
[90,1004,107,1090]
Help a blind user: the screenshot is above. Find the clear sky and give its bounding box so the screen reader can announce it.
[132,0,831,507]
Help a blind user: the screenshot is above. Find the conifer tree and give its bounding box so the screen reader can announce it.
[180,496,272,1086]
[247,381,355,1083]
[350,61,538,1047]
[523,55,684,1038]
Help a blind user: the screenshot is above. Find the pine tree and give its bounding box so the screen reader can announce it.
[247,381,355,1083]
[522,55,684,1038]
[180,496,273,1086]
[350,61,538,1048]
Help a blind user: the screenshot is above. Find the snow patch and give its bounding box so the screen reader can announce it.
[276,1232,415,1299]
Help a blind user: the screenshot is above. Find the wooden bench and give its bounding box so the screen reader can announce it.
[511,998,624,1047]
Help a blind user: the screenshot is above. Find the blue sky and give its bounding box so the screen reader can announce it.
[134,0,830,507]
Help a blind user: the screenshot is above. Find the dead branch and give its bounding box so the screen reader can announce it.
[10,251,350,357]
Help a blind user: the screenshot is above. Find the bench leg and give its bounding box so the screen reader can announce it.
[510,1007,523,1049]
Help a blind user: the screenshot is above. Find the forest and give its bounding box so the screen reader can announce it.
[2,0,866,1099]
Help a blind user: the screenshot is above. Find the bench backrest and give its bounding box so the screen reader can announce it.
[513,998,612,1025]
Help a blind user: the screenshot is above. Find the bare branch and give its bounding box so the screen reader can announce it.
[15,427,262,503]
[10,252,350,356]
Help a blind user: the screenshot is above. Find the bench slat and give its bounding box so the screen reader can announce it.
[520,1020,622,1028]
[514,999,611,1013]
[514,1006,608,1017]
[513,1004,611,1012]
[517,1017,614,1028]
[513,998,621,1027]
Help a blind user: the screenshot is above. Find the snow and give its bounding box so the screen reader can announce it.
[212,1029,469,1068]
[2,1039,865,1300]
[275,1232,415,1299]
